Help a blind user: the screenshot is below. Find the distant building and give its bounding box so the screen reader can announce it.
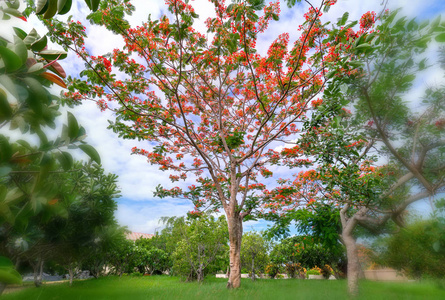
[126,232,154,241]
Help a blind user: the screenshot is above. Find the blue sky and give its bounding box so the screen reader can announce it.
[7,0,445,234]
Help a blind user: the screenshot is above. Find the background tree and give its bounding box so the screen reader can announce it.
[264,9,445,295]
[168,215,228,282]
[269,235,344,279]
[135,237,172,275]
[240,231,269,280]
[373,199,445,280]
[107,238,138,276]
[39,0,376,288]
[45,163,121,285]
[83,225,129,278]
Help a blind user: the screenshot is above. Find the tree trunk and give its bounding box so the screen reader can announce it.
[251,257,255,281]
[14,257,20,270]
[342,229,360,296]
[33,259,43,287]
[69,267,74,286]
[197,264,204,282]
[226,214,243,289]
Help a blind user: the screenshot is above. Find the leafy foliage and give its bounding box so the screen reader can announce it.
[166,215,228,282]
[374,200,445,279]
[240,231,269,280]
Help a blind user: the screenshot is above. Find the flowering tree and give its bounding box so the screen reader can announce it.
[263,10,445,295]
[38,0,376,288]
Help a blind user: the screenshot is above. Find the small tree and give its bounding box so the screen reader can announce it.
[135,237,172,275]
[108,238,137,276]
[240,231,269,280]
[375,200,445,280]
[167,215,228,282]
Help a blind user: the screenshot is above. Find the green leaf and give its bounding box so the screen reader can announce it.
[43,0,58,19]
[400,74,415,84]
[38,50,67,60]
[419,19,429,30]
[27,62,44,73]
[337,12,349,26]
[435,33,445,43]
[407,19,418,31]
[0,266,22,285]
[58,0,72,14]
[57,0,68,12]
[386,10,398,24]
[23,29,39,46]
[2,8,25,19]
[13,27,27,40]
[0,75,19,99]
[23,77,48,114]
[31,35,48,52]
[14,36,28,64]
[0,46,22,72]
[67,111,79,139]
[418,58,427,70]
[37,130,50,150]
[56,151,73,170]
[326,70,336,79]
[0,257,14,268]
[431,15,441,29]
[6,0,20,9]
[36,0,49,15]
[355,43,371,50]
[16,139,32,150]
[0,88,12,122]
[0,167,12,177]
[5,188,23,204]
[85,0,100,11]
[90,0,101,11]
[0,135,13,163]
[85,0,93,10]
[79,144,101,164]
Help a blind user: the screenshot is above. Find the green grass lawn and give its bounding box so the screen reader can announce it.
[2,276,445,300]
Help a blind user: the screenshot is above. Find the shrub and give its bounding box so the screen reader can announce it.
[285,263,304,278]
[265,263,281,279]
[306,266,322,276]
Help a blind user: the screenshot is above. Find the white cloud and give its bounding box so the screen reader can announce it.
[116,199,194,233]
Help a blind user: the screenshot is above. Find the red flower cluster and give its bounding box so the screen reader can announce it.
[360,11,376,31]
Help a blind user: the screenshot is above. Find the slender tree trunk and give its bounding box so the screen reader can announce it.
[251,257,255,281]
[197,264,204,282]
[33,258,43,287]
[339,205,362,296]
[226,214,243,289]
[340,209,360,296]
[69,267,74,286]
[343,231,360,296]
[39,259,44,281]
[14,257,20,270]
